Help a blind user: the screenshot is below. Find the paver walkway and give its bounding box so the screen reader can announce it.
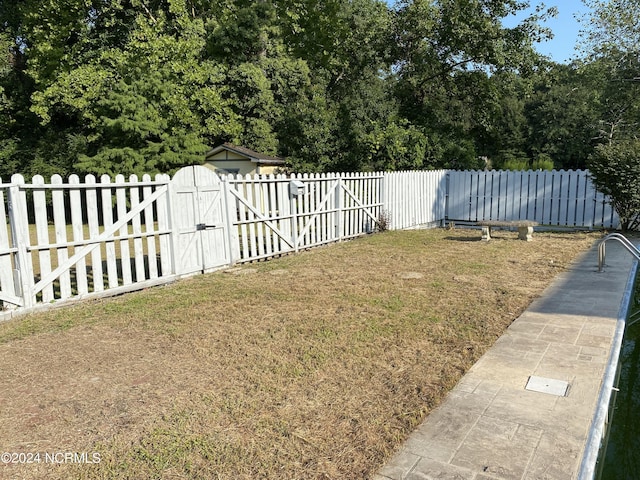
[375,240,636,480]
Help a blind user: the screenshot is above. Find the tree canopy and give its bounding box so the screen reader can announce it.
[0,0,635,178]
[581,0,640,229]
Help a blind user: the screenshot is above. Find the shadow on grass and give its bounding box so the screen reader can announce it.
[444,235,481,242]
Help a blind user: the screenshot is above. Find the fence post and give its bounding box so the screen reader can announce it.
[380,172,388,230]
[290,174,299,253]
[0,181,17,311]
[8,175,34,308]
[165,173,179,275]
[444,172,450,224]
[335,176,343,240]
[222,177,240,264]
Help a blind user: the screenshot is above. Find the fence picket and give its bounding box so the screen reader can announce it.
[51,175,72,300]
[276,174,290,252]
[156,174,172,275]
[115,174,133,286]
[235,176,249,260]
[312,173,320,243]
[349,174,357,237]
[8,175,33,307]
[245,175,258,258]
[85,175,104,292]
[573,172,585,226]
[525,171,536,220]
[32,175,54,302]
[100,175,119,289]
[560,171,571,226]
[253,177,265,257]
[129,175,145,282]
[267,175,277,254]
[300,173,310,245]
[356,173,363,235]
[538,172,551,224]
[142,175,158,280]
[69,175,88,295]
[493,171,501,219]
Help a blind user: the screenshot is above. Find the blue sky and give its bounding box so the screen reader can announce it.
[502,1,592,63]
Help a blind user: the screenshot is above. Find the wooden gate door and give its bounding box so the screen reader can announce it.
[172,166,232,275]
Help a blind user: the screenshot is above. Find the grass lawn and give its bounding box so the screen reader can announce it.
[0,228,602,479]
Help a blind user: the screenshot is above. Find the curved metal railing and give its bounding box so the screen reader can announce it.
[579,232,640,479]
[598,233,640,272]
[578,249,638,480]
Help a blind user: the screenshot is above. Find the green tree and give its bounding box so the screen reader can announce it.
[28,4,241,176]
[578,0,640,229]
[392,0,555,168]
[524,63,600,169]
[587,140,640,230]
[274,0,399,171]
[472,71,527,163]
[0,5,84,179]
[495,149,529,170]
[581,0,640,58]
[531,153,555,170]
[0,0,592,177]
[276,0,392,92]
[580,0,640,143]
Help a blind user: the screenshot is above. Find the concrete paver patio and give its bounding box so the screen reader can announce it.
[375,240,636,480]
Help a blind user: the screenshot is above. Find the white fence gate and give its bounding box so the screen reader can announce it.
[225,172,384,261]
[0,173,176,312]
[172,166,236,275]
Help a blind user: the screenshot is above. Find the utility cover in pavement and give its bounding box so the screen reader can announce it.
[525,376,569,397]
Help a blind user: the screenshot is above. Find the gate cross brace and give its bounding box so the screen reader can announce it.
[228,188,295,248]
[32,185,168,296]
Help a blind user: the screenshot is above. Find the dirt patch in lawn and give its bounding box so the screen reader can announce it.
[0,228,602,479]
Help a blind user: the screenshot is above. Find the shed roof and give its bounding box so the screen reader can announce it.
[205,143,286,166]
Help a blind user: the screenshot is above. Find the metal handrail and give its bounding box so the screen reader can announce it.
[579,234,640,479]
[598,233,640,272]
[578,261,637,480]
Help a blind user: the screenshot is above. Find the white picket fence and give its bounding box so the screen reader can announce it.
[227,172,382,261]
[0,174,174,313]
[384,170,448,230]
[0,167,618,319]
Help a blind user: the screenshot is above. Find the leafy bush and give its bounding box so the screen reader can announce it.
[443,140,484,170]
[531,153,555,171]
[497,149,529,171]
[587,140,640,231]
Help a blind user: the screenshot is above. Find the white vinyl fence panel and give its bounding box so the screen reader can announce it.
[384,170,448,230]
[446,170,618,228]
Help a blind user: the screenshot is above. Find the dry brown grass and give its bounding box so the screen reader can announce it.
[0,228,602,479]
